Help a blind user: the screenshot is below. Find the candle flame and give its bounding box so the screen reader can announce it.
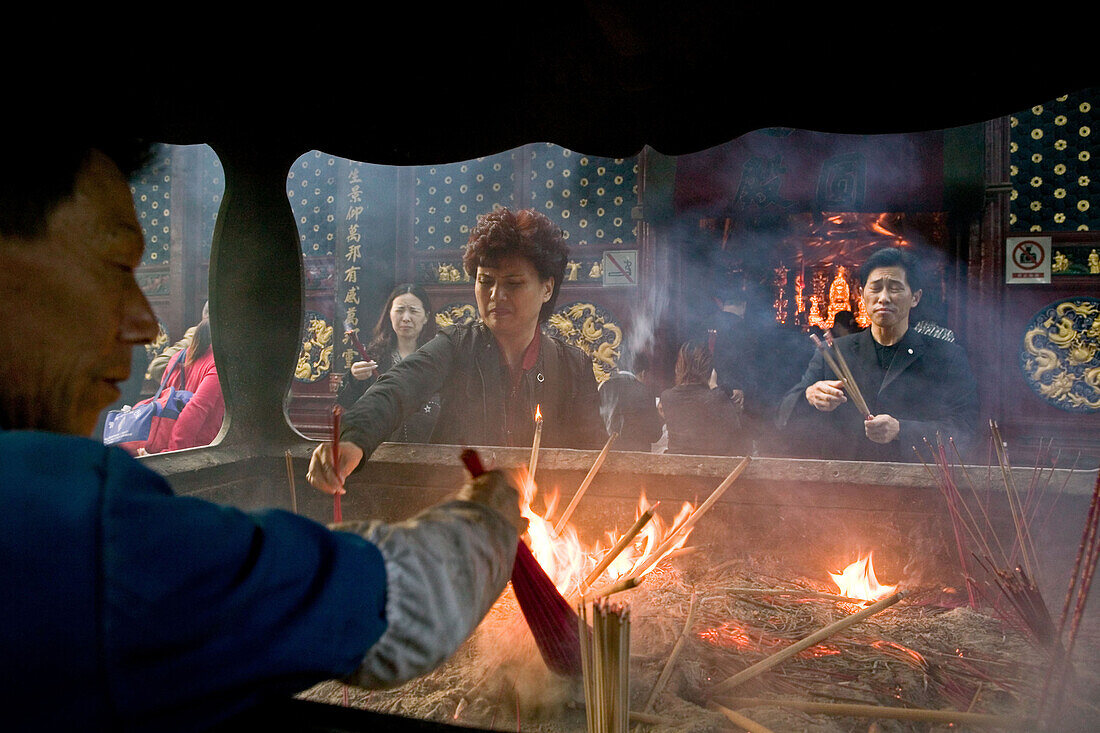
[829,552,897,602]
[534,404,542,422]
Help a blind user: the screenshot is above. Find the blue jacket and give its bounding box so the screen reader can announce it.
[1,431,388,732]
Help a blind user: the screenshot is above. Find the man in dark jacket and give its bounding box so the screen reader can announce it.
[777,247,980,462]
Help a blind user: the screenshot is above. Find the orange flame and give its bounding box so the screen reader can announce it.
[534,404,542,422]
[514,471,696,598]
[829,552,897,602]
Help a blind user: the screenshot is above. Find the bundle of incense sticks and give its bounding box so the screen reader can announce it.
[578,598,631,733]
[460,448,582,676]
[1040,466,1100,724]
[810,331,872,418]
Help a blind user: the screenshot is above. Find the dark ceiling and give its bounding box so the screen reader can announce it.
[23,4,1098,165]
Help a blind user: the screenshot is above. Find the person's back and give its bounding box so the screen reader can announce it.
[659,383,742,455]
[598,352,662,452]
[658,340,745,457]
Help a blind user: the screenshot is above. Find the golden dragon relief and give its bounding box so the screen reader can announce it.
[1021,298,1100,412]
[547,302,622,384]
[295,314,334,383]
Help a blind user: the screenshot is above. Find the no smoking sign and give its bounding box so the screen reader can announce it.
[1006,237,1051,284]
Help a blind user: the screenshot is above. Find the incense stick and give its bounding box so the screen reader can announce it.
[579,504,657,593]
[723,586,866,604]
[580,598,631,733]
[529,406,543,485]
[331,404,343,523]
[582,575,642,603]
[714,698,1021,728]
[642,589,698,713]
[462,448,582,677]
[622,456,751,583]
[708,703,778,733]
[811,332,872,418]
[284,449,298,514]
[709,590,906,695]
[554,431,618,535]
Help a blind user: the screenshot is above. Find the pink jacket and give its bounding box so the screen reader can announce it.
[145,347,225,454]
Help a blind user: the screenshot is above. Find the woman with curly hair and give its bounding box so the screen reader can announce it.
[335,283,439,442]
[308,207,608,494]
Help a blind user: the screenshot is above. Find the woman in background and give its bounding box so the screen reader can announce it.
[143,314,225,453]
[658,339,746,456]
[336,283,439,442]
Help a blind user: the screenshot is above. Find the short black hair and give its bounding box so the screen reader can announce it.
[859,247,923,293]
[0,135,153,239]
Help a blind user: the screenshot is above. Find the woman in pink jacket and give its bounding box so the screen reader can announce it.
[143,316,225,453]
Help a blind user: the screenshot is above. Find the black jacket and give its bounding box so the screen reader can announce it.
[776,328,980,462]
[598,371,663,452]
[336,349,439,443]
[659,384,746,456]
[341,322,608,459]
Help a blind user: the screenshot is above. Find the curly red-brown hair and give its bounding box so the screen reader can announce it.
[462,207,569,322]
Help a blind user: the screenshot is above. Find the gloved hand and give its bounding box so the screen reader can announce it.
[455,469,528,536]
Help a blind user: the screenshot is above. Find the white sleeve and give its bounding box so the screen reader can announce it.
[338,500,517,688]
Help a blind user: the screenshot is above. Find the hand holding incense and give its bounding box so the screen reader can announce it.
[460,448,582,677]
[344,325,371,361]
[810,332,872,418]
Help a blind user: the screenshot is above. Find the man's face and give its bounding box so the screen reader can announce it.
[0,150,159,435]
[860,265,922,332]
[474,254,553,341]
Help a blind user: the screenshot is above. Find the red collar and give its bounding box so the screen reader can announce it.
[521,331,541,371]
[503,331,541,394]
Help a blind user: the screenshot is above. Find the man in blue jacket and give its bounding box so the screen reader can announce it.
[0,134,525,731]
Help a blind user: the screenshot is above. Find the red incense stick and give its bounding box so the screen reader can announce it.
[460,449,582,677]
[332,404,343,523]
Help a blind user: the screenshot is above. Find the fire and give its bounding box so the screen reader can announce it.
[515,469,696,599]
[829,552,897,602]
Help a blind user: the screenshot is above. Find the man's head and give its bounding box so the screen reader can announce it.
[0,140,160,435]
[858,247,923,338]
